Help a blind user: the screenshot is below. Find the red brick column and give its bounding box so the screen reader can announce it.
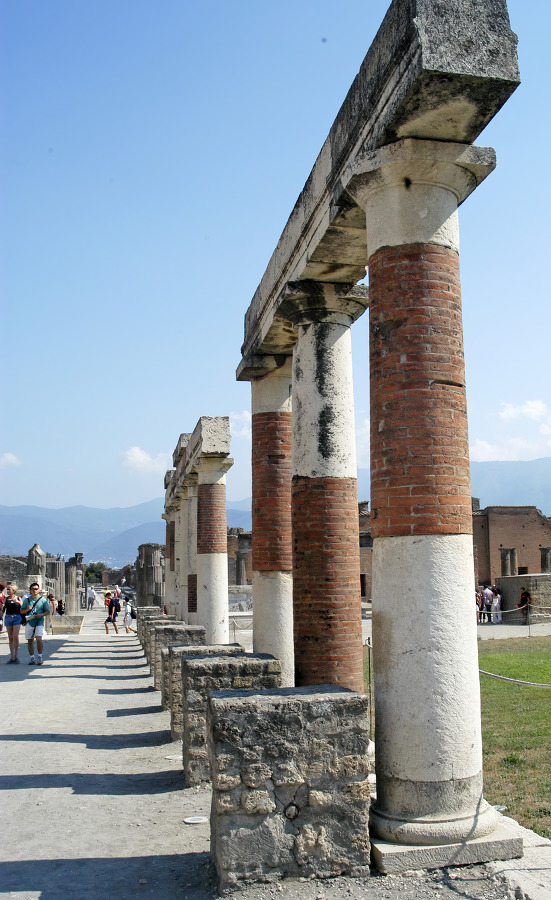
[280,282,369,692]
[250,359,294,684]
[369,243,472,538]
[347,139,499,846]
[196,455,233,643]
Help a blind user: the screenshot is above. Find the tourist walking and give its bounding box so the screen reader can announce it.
[518,587,531,625]
[482,585,493,623]
[104,591,119,634]
[87,587,96,610]
[4,584,22,663]
[491,589,501,624]
[0,583,4,634]
[123,598,136,634]
[21,583,51,665]
[48,593,57,617]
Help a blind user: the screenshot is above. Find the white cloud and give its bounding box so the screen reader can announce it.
[470,398,551,462]
[121,446,171,474]
[499,400,548,421]
[230,410,252,440]
[0,452,21,468]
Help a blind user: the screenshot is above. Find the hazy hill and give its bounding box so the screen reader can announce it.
[1,457,548,565]
[0,500,252,564]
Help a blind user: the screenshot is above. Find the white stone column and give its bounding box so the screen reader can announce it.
[174,488,188,622]
[162,509,177,617]
[250,358,294,685]
[280,282,368,691]
[347,139,499,845]
[196,455,233,644]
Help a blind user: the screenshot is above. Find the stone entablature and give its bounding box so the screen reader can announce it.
[207,686,371,888]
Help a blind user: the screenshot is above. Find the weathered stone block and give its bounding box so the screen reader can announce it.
[183,654,282,786]
[207,685,370,888]
[151,624,206,689]
[135,606,162,645]
[167,644,243,741]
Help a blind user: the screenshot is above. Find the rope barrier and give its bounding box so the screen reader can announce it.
[479,669,551,688]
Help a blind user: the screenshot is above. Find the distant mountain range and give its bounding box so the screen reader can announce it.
[0,499,253,567]
[1,457,549,566]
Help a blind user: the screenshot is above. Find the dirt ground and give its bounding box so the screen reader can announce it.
[0,609,523,899]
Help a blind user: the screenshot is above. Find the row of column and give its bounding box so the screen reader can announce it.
[163,428,233,645]
[242,139,499,846]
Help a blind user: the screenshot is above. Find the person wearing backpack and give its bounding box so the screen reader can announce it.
[104,591,120,635]
[123,598,136,634]
[21,583,51,665]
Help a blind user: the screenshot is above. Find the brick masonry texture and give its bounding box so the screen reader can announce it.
[369,243,472,538]
[207,685,370,888]
[188,573,197,614]
[474,506,551,584]
[292,476,364,693]
[252,411,292,572]
[167,644,244,740]
[183,654,281,786]
[197,483,227,554]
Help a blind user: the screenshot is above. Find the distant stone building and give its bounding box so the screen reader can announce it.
[472,500,551,585]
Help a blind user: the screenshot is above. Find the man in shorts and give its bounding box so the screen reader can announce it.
[21,583,51,665]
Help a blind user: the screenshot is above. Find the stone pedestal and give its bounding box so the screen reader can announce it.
[151,624,206,688]
[183,654,281,786]
[166,643,244,739]
[207,685,370,889]
[136,606,162,645]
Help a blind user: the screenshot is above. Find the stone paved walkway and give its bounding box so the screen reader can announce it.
[1,608,550,900]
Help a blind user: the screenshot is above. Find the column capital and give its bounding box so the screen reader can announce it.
[197,455,234,485]
[345,138,496,257]
[279,281,369,328]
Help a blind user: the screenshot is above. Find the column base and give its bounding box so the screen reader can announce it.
[371,818,523,874]
[370,797,499,846]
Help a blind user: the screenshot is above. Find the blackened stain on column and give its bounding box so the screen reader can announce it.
[318,405,335,459]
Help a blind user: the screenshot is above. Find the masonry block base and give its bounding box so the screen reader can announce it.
[166,644,244,739]
[184,654,282,787]
[152,625,206,688]
[50,615,84,634]
[208,685,370,889]
[371,819,523,874]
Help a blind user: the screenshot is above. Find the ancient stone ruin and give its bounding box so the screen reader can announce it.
[143,0,527,887]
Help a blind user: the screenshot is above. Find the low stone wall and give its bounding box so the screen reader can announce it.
[50,615,84,635]
[183,654,281,786]
[228,585,253,612]
[496,573,551,622]
[152,625,206,688]
[142,616,176,664]
[136,606,162,644]
[208,685,370,888]
[166,644,244,739]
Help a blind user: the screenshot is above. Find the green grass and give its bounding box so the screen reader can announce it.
[363,637,551,839]
[478,637,551,839]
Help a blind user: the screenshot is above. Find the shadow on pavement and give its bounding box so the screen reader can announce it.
[0,768,185,795]
[106,704,163,716]
[0,729,172,749]
[0,852,217,900]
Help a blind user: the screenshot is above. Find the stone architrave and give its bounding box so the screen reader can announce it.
[236,0,520,871]
[164,418,233,643]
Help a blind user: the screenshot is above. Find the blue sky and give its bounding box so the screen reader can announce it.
[2,0,550,509]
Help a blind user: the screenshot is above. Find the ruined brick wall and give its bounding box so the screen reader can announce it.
[475,507,551,584]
